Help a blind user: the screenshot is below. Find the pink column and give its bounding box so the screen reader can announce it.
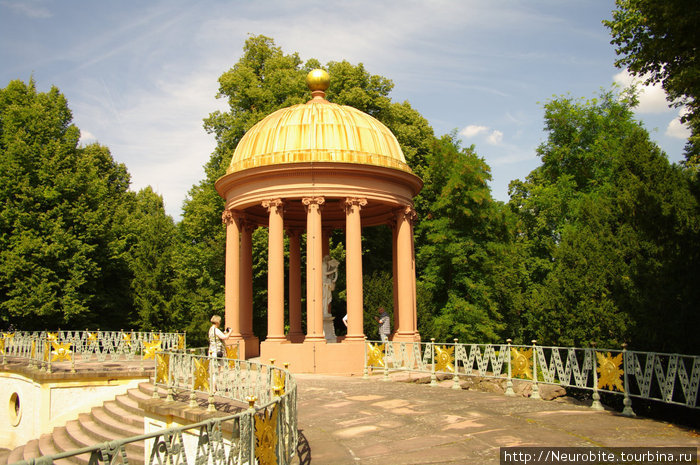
[222,209,241,339]
[303,197,326,342]
[287,229,303,342]
[263,199,285,342]
[345,198,367,341]
[391,219,400,337]
[395,206,417,341]
[240,219,259,357]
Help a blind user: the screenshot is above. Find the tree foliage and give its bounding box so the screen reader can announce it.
[604,0,700,162]
[0,79,178,332]
[509,89,700,352]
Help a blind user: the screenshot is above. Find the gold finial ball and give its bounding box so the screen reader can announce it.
[306,69,330,92]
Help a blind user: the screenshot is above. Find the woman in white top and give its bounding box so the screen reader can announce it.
[208,314,232,357]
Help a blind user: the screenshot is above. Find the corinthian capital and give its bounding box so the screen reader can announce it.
[396,205,417,224]
[262,198,284,212]
[344,197,368,209]
[302,196,325,208]
[221,209,234,225]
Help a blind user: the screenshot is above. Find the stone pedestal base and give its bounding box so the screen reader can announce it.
[260,339,365,374]
[323,316,337,343]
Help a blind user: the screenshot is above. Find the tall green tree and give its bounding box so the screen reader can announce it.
[510,89,700,352]
[414,134,512,343]
[0,79,134,329]
[604,0,700,163]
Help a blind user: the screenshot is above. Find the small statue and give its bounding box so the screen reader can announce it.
[322,255,339,315]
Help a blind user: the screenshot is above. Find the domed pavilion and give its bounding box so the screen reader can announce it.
[215,69,422,373]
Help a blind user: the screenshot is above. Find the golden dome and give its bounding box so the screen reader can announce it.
[226,70,412,174]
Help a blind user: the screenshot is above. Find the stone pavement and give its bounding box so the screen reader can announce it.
[291,373,699,465]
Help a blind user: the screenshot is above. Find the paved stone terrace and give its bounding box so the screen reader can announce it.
[292,373,699,465]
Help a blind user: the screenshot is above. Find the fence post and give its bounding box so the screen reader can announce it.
[505,339,515,397]
[590,342,604,410]
[207,357,216,413]
[430,338,437,387]
[382,343,390,382]
[621,343,636,417]
[452,339,461,390]
[530,340,540,399]
[363,337,370,380]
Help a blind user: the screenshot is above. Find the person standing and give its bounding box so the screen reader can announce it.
[374,307,391,343]
[208,315,232,358]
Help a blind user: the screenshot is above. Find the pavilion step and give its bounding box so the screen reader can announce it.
[48,426,85,465]
[114,392,142,416]
[21,439,40,462]
[101,400,144,428]
[5,446,24,465]
[37,433,62,460]
[74,414,144,463]
[91,406,143,437]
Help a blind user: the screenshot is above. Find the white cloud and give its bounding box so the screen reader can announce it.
[460,125,489,138]
[613,70,671,114]
[79,130,97,144]
[460,125,504,145]
[487,130,504,145]
[0,0,51,18]
[666,108,691,139]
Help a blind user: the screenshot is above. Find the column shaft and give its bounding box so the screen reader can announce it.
[345,198,367,341]
[240,222,254,338]
[287,230,303,342]
[223,210,241,339]
[264,199,285,341]
[395,206,417,341]
[303,197,325,342]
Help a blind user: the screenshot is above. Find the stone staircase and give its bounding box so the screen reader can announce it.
[1,382,155,465]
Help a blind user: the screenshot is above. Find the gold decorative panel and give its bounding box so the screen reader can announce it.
[193,358,210,392]
[51,342,72,362]
[435,345,455,373]
[596,351,624,391]
[156,353,170,384]
[366,342,385,367]
[511,348,533,379]
[226,345,238,369]
[255,405,279,465]
[143,340,162,360]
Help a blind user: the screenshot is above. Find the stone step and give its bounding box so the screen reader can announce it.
[37,433,61,460]
[49,426,88,465]
[21,439,40,462]
[91,406,143,438]
[5,446,23,465]
[75,414,144,462]
[0,449,10,465]
[114,392,142,416]
[101,400,144,428]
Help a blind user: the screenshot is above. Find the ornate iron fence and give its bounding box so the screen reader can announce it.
[364,339,700,415]
[6,349,297,465]
[0,330,186,372]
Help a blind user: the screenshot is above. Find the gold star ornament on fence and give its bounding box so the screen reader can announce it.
[255,405,279,465]
[366,342,385,368]
[434,345,455,373]
[143,340,162,360]
[511,348,533,379]
[226,345,239,369]
[193,358,210,392]
[51,342,72,362]
[156,353,170,384]
[596,351,624,391]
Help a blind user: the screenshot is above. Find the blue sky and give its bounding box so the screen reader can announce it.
[0,0,690,219]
